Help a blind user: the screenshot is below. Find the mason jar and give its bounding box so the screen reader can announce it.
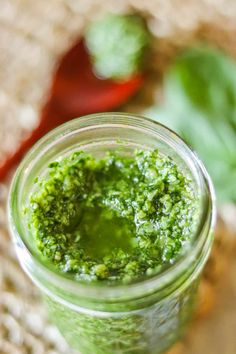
[8,113,215,354]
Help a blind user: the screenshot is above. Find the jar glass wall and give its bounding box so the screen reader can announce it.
[8,113,215,354]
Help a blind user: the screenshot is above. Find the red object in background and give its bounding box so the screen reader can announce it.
[0,39,143,180]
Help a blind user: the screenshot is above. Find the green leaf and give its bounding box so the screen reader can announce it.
[145,45,236,203]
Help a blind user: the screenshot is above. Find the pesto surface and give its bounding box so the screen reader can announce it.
[27,149,197,283]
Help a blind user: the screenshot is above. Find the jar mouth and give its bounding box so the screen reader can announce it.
[8,113,216,301]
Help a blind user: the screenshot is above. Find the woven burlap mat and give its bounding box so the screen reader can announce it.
[1,1,236,353]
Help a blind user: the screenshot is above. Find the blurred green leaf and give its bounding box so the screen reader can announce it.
[145,46,236,203]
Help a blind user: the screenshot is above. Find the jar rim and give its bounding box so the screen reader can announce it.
[8,112,216,301]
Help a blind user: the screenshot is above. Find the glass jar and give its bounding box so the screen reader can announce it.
[8,113,215,354]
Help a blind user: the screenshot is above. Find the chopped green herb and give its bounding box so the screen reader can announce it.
[28,149,197,283]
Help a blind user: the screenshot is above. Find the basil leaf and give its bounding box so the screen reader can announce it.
[145,46,236,203]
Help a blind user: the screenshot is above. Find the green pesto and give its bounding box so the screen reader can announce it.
[85,14,150,80]
[27,149,197,283]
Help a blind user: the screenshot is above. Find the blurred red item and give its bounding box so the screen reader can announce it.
[0,39,143,180]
